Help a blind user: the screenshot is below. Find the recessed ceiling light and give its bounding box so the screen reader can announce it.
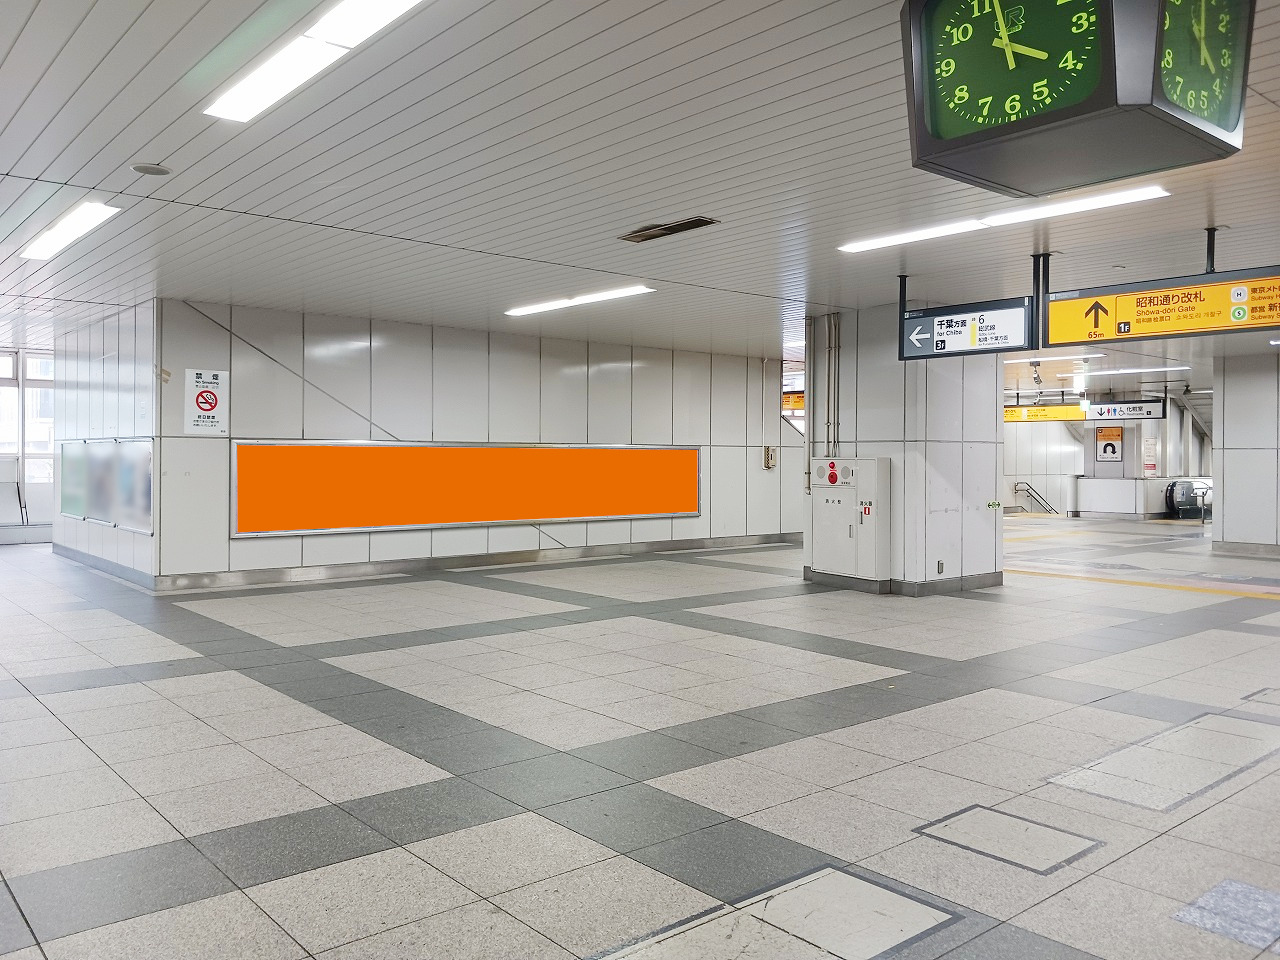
[129,163,172,177]
[837,220,987,254]
[20,202,122,260]
[1004,353,1104,364]
[505,285,655,317]
[204,0,429,122]
[1057,365,1191,378]
[980,186,1169,227]
[1271,339,1280,346]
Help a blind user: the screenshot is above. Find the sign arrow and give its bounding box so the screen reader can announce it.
[1084,300,1109,328]
[908,325,927,347]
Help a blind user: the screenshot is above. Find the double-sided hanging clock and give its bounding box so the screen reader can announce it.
[901,0,1256,196]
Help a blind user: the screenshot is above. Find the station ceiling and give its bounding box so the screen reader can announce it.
[0,0,1277,401]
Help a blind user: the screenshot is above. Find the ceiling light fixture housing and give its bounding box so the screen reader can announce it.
[1003,353,1105,365]
[505,285,655,317]
[619,217,719,243]
[20,202,122,260]
[1057,365,1191,378]
[205,0,429,122]
[130,163,172,177]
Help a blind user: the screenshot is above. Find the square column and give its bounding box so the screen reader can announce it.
[803,303,1003,595]
[1213,354,1279,557]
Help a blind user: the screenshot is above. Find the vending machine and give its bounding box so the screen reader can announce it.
[809,458,892,592]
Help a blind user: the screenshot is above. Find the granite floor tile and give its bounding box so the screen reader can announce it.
[8,839,235,941]
[0,765,138,825]
[81,719,231,764]
[402,728,557,774]
[659,714,801,757]
[540,783,727,854]
[742,791,919,863]
[112,742,277,796]
[147,771,330,835]
[242,724,388,770]
[618,912,829,960]
[590,694,721,730]
[0,883,35,956]
[0,798,180,877]
[0,739,102,784]
[631,820,840,903]
[836,764,1014,820]
[191,804,395,887]
[912,921,1103,959]
[495,708,648,750]
[313,900,573,959]
[464,752,632,808]
[245,847,476,954]
[57,699,195,737]
[492,857,719,958]
[341,778,521,844]
[35,683,161,717]
[410,812,614,897]
[571,732,726,780]
[0,715,73,750]
[37,891,306,960]
[739,736,899,787]
[286,747,451,802]
[648,757,819,817]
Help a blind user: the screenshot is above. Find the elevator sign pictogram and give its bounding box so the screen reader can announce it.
[184,369,228,436]
[1047,266,1280,346]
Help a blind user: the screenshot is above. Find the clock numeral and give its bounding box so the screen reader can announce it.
[1033,79,1051,102]
[946,22,974,44]
[1005,94,1022,115]
[978,96,993,116]
[938,57,956,77]
[1219,12,1230,33]
[1213,77,1222,96]
[953,84,970,103]
[1162,48,1174,69]
[1173,75,1184,96]
[1071,11,1092,32]
[970,0,992,16]
[1221,48,1232,68]
[1059,49,1081,70]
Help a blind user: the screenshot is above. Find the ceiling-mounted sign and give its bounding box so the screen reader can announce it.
[782,392,805,411]
[901,296,1034,360]
[900,0,1257,196]
[1047,266,1280,346]
[184,370,228,436]
[1096,426,1123,462]
[1004,405,1085,423]
[1086,400,1166,421]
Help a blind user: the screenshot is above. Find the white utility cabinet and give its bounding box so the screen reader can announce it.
[809,457,892,590]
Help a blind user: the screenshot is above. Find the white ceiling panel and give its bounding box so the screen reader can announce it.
[0,0,1273,378]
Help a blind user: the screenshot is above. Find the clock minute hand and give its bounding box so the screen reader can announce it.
[991,38,1049,60]
[1193,1,1217,74]
[991,0,1017,69]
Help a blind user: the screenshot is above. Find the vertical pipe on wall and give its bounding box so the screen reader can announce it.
[829,313,841,456]
[804,315,815,492]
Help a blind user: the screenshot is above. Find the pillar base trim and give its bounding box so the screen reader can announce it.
[1212,540,1280,559]
[52,543,157,589]
[803,567,1002,597]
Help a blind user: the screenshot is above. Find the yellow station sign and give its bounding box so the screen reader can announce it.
[1047,271,1280,346]
[1004,406,1085,423]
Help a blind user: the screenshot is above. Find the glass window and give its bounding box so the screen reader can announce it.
[25,355,53,381]
[24,386,54,454]
[0,354,13,381]
[0,385,17,455]
[24,458,53,483]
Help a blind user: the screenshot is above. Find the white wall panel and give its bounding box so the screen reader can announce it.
[710,355,747,446]
[923,441,963,582]
[541,522,586,548]
[159,301,230,438]
[747,455,781,535]
[432,327,489,442]
[371,320,432,441]
[304,313,370,440]
[489,524,540,553]
[673,446,712,540]
[88,320,104,439]
[631,517,673,542]
[1222,448,1278,544]
[1222,355,1279,450]
[231,308,304,439]
[303,533,370,566]
[710,446,748,538]
[433,526,487,557]
[587,342,631,444]
[855,307,905,442]
[962,442,999,575]
[117,310,136,439]
[962,355,999,443]
[75,324,90,438]
[779,446,806,536]
[925,358,964,442]
[587,520,631,545]
[101,314,119,438]
[233,306,303,373]
[230,536,302,571]
[134,300,156,438]
[371,529,434,561]
[159,437,229,575]
[489,333,540,443]
[672,352,711,446]
[632,347,673,444]
[747,359,783,448]
[540,339,587,443]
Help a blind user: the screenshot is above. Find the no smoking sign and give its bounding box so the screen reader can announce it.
[184,369,228,436]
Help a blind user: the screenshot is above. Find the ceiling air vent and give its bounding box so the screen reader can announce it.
[619,216,719,243]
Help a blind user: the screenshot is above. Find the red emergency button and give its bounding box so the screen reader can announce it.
[828,462,835,469]
[828,472,838,484]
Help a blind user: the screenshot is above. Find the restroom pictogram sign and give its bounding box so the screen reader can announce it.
[184,369,228,436]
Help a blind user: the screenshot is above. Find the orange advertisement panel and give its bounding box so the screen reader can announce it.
[234,444,700,536]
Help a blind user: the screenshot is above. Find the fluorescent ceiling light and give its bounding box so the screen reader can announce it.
[837,220,987,254]
[1189,388,1213,394]
[20,202,122,260]
[1271,339,1280,346]
[307,0,427,47]
[505,285,655,317]
[205,36,347,122]
[1057,365,1190,378]
[981,186,1169,227]
[1004,353,1104,364]
[838,186,1167,254]
[1003,387,1082,396]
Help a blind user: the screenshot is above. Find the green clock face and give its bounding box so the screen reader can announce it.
[1159,0,1249,129]
[923,0,1104,140]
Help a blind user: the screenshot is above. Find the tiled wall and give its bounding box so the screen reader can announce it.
[1002,420,1085,515]
[155,300,804,576]
[52,303,158,576]
[1214,354,1280,550]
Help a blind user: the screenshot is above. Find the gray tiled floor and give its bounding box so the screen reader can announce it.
[5,522,1280,959]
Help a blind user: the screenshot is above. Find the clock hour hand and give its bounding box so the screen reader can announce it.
[990,38,1049,60]
[1192,2,1217,74]
[991,0,1017,69]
